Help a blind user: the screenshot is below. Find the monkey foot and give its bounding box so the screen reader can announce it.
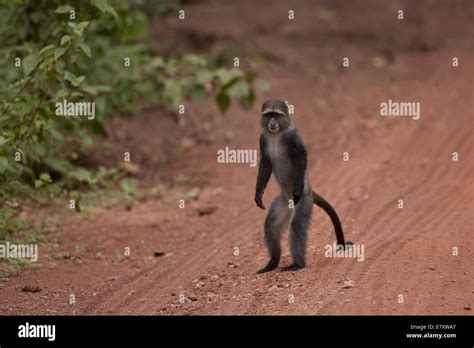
[281,264,304,272]
[256,261,279,274]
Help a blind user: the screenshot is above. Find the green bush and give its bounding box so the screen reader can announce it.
[0,0,263,237]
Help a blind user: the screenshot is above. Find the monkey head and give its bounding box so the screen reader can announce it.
[261,99,291,133]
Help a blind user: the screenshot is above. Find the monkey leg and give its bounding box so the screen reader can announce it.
[282,193,313,271]
[257,193,291,274]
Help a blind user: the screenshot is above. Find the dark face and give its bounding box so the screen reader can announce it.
[261,112,290,134]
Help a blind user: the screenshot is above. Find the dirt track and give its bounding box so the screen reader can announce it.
[1,0,473,315]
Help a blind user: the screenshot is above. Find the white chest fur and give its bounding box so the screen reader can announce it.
[265,135,285,162]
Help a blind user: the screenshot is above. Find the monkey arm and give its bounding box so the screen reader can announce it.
[284,130,307,205]
[255,135,272,209]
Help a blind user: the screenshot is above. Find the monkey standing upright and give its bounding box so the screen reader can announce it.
[254,99,350,273]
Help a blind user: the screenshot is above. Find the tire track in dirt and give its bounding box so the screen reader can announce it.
[407,191,474,315]
[317,179,470,314]
[90,201,259,313]
[81,211,214,313]
[314,123,471,313]
[134,216,259,313]
[330,129,469,312]
[359,179,465,281]
[365,186,469,292]
[368,193,472,314]
[317,187,457,314]
[348,122,467,245]
[366,131,474,309]
[353,105,472,231]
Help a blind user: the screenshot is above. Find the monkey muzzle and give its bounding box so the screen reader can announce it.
[268,118,280,132]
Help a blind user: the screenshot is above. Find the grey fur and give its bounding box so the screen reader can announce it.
[256,100,314,273]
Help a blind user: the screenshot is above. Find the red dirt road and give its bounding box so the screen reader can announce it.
[1,0,473,315]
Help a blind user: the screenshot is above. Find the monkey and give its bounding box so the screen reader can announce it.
[254,99,351,273]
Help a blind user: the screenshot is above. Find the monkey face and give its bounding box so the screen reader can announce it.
[261,99,290,133]
[261,112,290,133]
[268,117,280,132]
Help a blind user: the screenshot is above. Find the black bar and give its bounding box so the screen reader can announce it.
[0,315,472,346]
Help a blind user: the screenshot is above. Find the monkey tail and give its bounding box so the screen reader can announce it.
[312,191,347,248]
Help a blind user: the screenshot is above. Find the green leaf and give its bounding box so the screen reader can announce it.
[216,68,242,86]
[120,178,137,196]
[222,78,239,91]
[71,92,85,98]
[0,136,8,146]
[196,70,214,83]
[65,71,85,87]
[35,180,44,188]
[182,54,206,67]
[69,168,92,183]
[55,5,74,13]
[23,55,39,76]
[91,0,118,18]
[64,70,74,79]
[215,93,231,114]
[240,88,255,109]
[227,82,256,108]
[64,70,76,82]
[60,35,72,46]
[69,21,89,36]
[89,119,106,135]
[228,82,249,98]
[80,84,111,96]
[55,86,69,99]
[54,60,66,74]
[43,157,72,174]
[38,45,55,56]
[163,80,182,108]
[0,157,8,173]
[77,42,91,58]
[54,47,67,60]
[39,173,52,183]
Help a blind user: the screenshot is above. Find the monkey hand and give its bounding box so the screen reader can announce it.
[255,192,265,210]
[293,192,302,205]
